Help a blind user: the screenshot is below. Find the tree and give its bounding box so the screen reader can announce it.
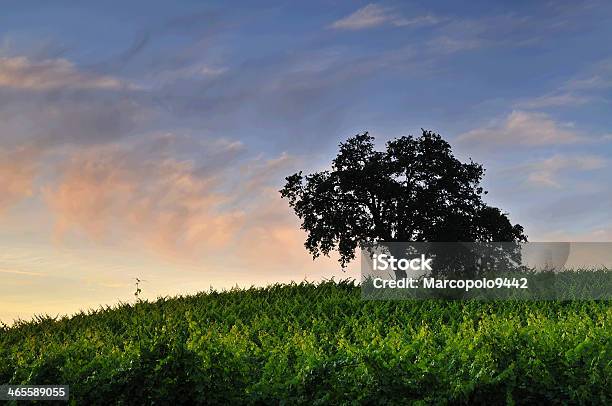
[280,130,527,272]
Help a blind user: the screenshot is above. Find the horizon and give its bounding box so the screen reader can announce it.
[2,0,612,323]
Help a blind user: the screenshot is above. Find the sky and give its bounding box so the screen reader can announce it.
[1,0,611,323]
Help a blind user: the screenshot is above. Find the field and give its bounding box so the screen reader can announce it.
[1,280,610,405]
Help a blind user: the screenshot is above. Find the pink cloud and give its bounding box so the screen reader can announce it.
[44,142,245,256]
[0,145,40,213]
[0,57,126,90]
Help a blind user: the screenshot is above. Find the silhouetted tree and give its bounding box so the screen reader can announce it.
[280,130,527,274]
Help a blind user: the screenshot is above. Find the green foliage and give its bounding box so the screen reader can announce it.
[1,280,610,405]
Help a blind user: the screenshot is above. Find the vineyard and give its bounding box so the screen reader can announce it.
[1,280,610,405]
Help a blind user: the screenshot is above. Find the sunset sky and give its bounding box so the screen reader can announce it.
[1,1,612,323]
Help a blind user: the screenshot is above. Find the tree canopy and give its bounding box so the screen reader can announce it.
[280,130,527,268]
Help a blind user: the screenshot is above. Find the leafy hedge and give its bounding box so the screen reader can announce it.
[1,280,610,405]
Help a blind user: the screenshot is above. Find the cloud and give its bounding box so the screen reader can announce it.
[0,57,128,90]
[0,145,40,213]
[517,58,612,109]
[566,75,612,90]
[424,15,522,54]
[142,63,227,86]
[0,92,150,152]
[0,268,46,277]
[196,65,227,77]
[330,4,438,31]
[41,134,300,260]
[426,10,589,56]
[0,56,149,149]
[0,53,316,261]
[563,59,612,91]
[392,14,439,27]
[520,154,606,188]
[458,110,583,146]
[0,94,149,148]
[237,203,338,275]
[231,152,295,203]
[44,137,247,255]
[426,36,484,54]
[533,225,612,243]
[515,92,591,109]
[149,46,423,147]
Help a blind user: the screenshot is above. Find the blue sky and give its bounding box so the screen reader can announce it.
[0,1,611,321]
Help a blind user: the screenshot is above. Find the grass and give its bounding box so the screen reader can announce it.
[1,280,610,405]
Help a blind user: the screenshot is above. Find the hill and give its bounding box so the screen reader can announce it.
[1,280,610,404]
